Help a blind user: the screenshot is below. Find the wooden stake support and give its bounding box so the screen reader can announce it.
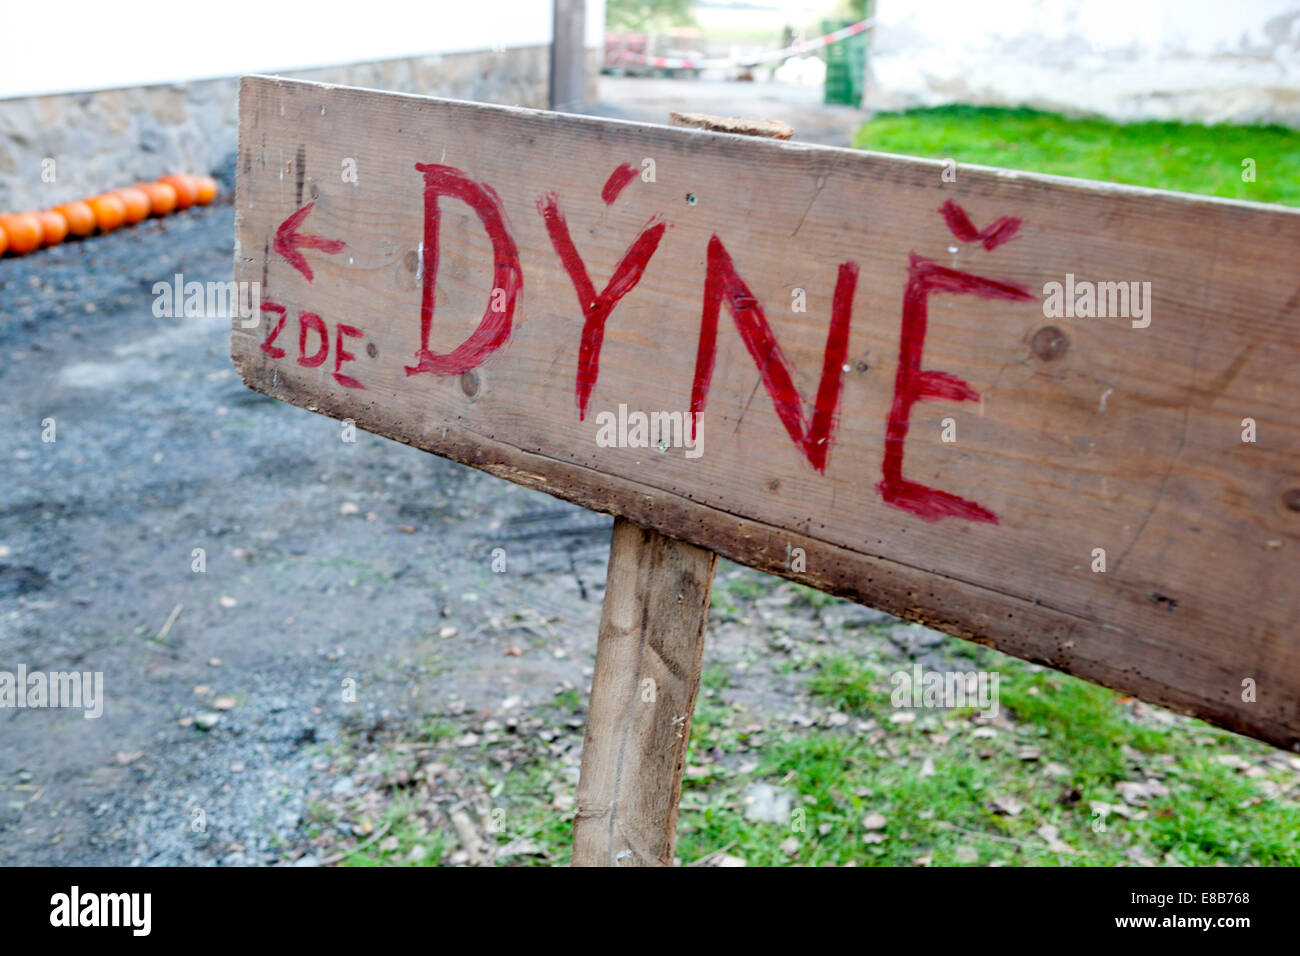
[572,518,717,866]
[570,112,796,867]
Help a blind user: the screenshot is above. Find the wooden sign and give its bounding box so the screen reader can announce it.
[232,75,1300,751]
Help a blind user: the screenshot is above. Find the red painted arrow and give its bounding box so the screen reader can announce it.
[274,201,346,282]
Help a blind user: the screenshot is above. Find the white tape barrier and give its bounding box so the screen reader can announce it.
[606,17,875,71]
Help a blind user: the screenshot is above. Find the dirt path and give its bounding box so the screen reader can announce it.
[0,80,883,865]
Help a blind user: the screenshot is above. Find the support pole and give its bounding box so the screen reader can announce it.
[572,518,717,866]
[571,110,793,868]
[550,0,587,112]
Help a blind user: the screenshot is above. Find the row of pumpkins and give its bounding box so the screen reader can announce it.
[0,174,219,256]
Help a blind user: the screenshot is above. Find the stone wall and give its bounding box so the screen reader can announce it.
[0,44,596,212]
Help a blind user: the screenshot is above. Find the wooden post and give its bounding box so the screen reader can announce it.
[550,0,586,112]
[571,519,717,866]
[570,112,796,867]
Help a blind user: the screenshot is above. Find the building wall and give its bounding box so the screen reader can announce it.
[0,1,606,211]
[866,0,1300,126]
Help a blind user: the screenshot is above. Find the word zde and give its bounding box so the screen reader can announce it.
[259,164,1037,525]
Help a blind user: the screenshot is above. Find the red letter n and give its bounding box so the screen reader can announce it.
[877,254,1034,523]
[691,236,858,474]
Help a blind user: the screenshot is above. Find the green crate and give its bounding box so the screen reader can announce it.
[822,18,868,107]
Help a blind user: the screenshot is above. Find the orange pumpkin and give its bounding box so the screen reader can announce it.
[0,212,43,255]
[158,174,198,210]
[139,182,178,217]
[55,200,96,237]
[114,187,151,225]
[194,175,219,205]
[37,209,69,246]
[87,194,127,233]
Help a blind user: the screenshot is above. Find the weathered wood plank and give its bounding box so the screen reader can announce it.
[232,75,1300,749]
[572,518,716,866]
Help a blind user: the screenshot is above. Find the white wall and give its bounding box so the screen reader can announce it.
[0,0,605,99]
[867,0,1300,125]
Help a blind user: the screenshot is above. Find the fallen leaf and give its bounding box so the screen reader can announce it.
[1037,823,1075,854]
[991,795,1025,816]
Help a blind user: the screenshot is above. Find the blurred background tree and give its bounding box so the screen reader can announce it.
[607,0,697,32]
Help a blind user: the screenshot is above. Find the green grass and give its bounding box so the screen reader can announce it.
[805,653,879,714]
[853,105,1300,206]
[670,649,1300,866]
[334,638,1299,866]
[340,796,450,867]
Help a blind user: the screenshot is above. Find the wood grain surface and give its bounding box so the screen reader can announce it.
[232,75,1300,749]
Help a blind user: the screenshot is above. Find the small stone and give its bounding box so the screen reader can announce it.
[743,783,793,824]
[991,795,1025,816]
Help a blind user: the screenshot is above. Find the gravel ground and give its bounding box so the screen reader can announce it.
[0,79,883,866]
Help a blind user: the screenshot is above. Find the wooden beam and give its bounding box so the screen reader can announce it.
[550,0,586,111]
[571,111,787,868]
[231,76,1300,749]
[572,518,717,866]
